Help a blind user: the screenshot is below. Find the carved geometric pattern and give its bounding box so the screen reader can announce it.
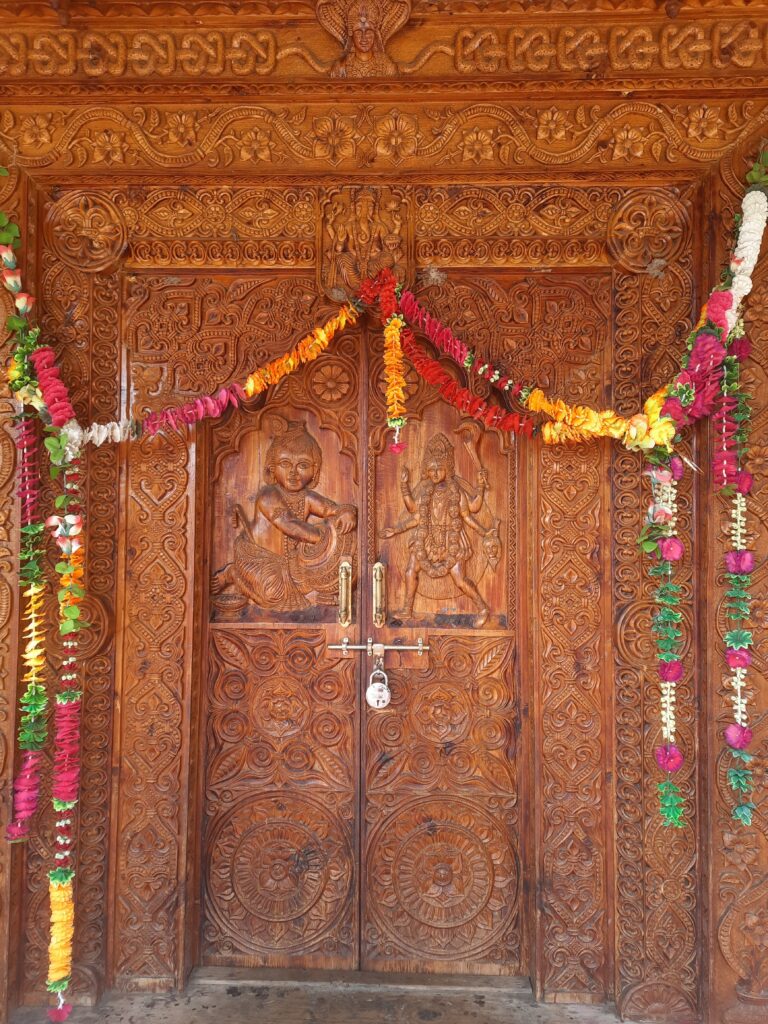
[414,184,622,267]
[202,629,356,967]
[607,190,689,273]
[125,274,338,404]
[113,429,190,987]
[45,192,127,272]
[610,190,700,1019]
[416,273,609,400]
[536,441,608,997]
[4,19,768,86]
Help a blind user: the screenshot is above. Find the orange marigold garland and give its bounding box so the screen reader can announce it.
[360,268,409,452]
[382,314,408,452]
[243,305,357,398]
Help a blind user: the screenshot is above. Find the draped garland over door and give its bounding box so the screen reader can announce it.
[2,152,767,1020]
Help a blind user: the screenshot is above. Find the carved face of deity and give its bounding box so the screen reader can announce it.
[349,4,377,54]
[354,190,375,239]
[424,457,448,484]
[272,450,316,492]
[265,426,322,492]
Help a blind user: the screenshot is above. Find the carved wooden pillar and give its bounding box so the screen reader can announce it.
[706,146,768,1024]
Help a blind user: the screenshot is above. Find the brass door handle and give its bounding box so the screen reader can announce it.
[372,561,386,628]
[338,560,352,627]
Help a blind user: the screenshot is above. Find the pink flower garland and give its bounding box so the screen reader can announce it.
[141,382,246,436]
[7,749,44,841]
[16,416,41,522]
[29,348,76,427]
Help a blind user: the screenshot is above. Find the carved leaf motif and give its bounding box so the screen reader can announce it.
[475,640,510,677]
[212,631,249,666]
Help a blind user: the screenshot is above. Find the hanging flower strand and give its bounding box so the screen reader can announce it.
[359,268,409,453]
[714,183,768,826]
[3,232,49,842]
[44,455,88,1024]
[383,314,408,453]
[640,458,687,827]
[720,344,756,826]
[402,331,534,438]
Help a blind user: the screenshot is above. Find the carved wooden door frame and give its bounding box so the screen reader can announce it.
[0,5,767,1024]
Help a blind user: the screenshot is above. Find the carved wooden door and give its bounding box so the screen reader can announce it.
[200,316,521,975]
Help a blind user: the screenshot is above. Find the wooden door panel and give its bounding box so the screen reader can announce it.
[201,344,363,969]
[363,332,521,972]
[202,628,357,968]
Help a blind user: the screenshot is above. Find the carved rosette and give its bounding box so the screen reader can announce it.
[205,794,354,956]
[46,192,127,272]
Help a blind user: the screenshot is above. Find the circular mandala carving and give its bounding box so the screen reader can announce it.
[46,193,127,272]
[410,683,471,744]
[205,794,352,955]
[607,191,687,273]
[233,821,325,921]
[367,798,518,959]
[250,676,311,740]
[395,826,493,927]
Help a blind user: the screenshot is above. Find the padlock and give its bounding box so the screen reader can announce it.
[366,667,391,709]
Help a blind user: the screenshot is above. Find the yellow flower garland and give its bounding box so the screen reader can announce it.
[47,877,75,986]
[526,386,676,452]
[243,305,357,398]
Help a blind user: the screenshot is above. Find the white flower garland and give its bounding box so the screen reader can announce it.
[726,188,768,332]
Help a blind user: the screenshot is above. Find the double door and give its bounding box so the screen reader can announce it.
[200,319,522,974]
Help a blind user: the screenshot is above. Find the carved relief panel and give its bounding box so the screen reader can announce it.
[210,415,358,623]
[377,414,508,629]
[319,185,411,300]
[362,635,521,973]
[202,628,358,968]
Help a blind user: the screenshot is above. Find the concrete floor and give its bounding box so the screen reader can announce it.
[12,969,631,1024]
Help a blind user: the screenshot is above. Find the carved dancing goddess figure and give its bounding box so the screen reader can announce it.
[382,432,492,626]
[211,422,356,611]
